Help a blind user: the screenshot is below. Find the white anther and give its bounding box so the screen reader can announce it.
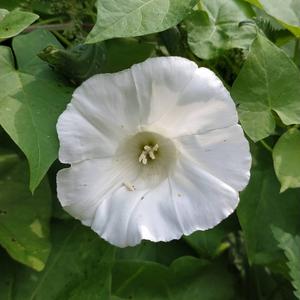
[123,182,135,191]
[138,144,159,165]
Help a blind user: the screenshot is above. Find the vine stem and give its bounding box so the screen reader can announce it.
[36,17,63,25]
[52,30,72,47]
[23,23,94,33]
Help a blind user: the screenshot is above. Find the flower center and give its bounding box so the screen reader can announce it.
[138,144,159,164]
[114,131,177,189]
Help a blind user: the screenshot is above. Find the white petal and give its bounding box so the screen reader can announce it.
[176,125,251,191]
[91,187,145,247]
[91,180,183,247]
[57,158,123,225]
[91,151,240,247]
[168,155,239,234]
[131,57,198,125]
[150,67,238,137]
[57,105,123,163]
[72,70,140,133]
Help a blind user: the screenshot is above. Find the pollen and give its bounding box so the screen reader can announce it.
[138,144,159,165]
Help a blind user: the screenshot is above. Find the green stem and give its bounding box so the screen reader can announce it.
[24,22,73,33]
[52,30,72,47]
[24,22,93,33]
[260,140,273,153]
[36,17,63,25]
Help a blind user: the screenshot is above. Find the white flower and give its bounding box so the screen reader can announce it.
[57,57,251,247]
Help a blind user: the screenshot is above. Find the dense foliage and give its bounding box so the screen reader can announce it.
[1,0,300,299]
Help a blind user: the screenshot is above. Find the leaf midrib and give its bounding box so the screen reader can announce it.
[95,0,171,37]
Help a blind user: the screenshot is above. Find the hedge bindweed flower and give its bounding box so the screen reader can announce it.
[57,57,251,247]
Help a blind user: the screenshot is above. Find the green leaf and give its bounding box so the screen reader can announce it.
[0,0,25,10]
[0,250,15,298]
[273,227,300,299]
[245,0,263,7]
[246,0,300,37]
[231,34,300,142]
[86,0,198,43]
[0,154,51,271]
[39,38,155,84]
[12,221,114,300]
[102,39,155,73]
[0,9,8,19]
[185,0,256,60]
[0,30,72,192]
[237,166,300,269]
[184,217,235,258]
[273,128,300,192]
[112,257,236,299]
[64,248,114,300]
[116,240,195,265]
[0,149,19,174]
[6,219,236,299]
[12,28,63,79]
[281,39,300,68]
[0,9,39,42]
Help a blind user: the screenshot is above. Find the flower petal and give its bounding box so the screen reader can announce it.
[56,57,250,248]
[91,180,183,247]
[91,151,239,247]
[57,158,122,225]
[131,57,198,125]
[57,105,123,163]
[176,125,251,191]
[150,67,238,137]
[72,69,140,133]
[168,154,240,234]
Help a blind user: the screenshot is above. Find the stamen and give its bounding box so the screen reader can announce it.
[123,182,135,191]
[138,144,159,164]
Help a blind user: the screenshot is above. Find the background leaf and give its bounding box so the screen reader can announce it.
[0,153,51,271]
[86,0,198,43]
[112,257,236,299]
[246,0,300,37]
[231,34,300,142]
[0,0,25,10]
[184,217,236,258]
[116,239,195,265]
[12,29,63,79]
[0,9,39,42]
[238,166,300,270]
[12,221,114,300]
[0,250,15,298]
[0,30,72,192]
[1,220,236,300]
[0,216,237,300]
[273,128,300,192]
[273,227,300,299]
[185,0,255,60]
